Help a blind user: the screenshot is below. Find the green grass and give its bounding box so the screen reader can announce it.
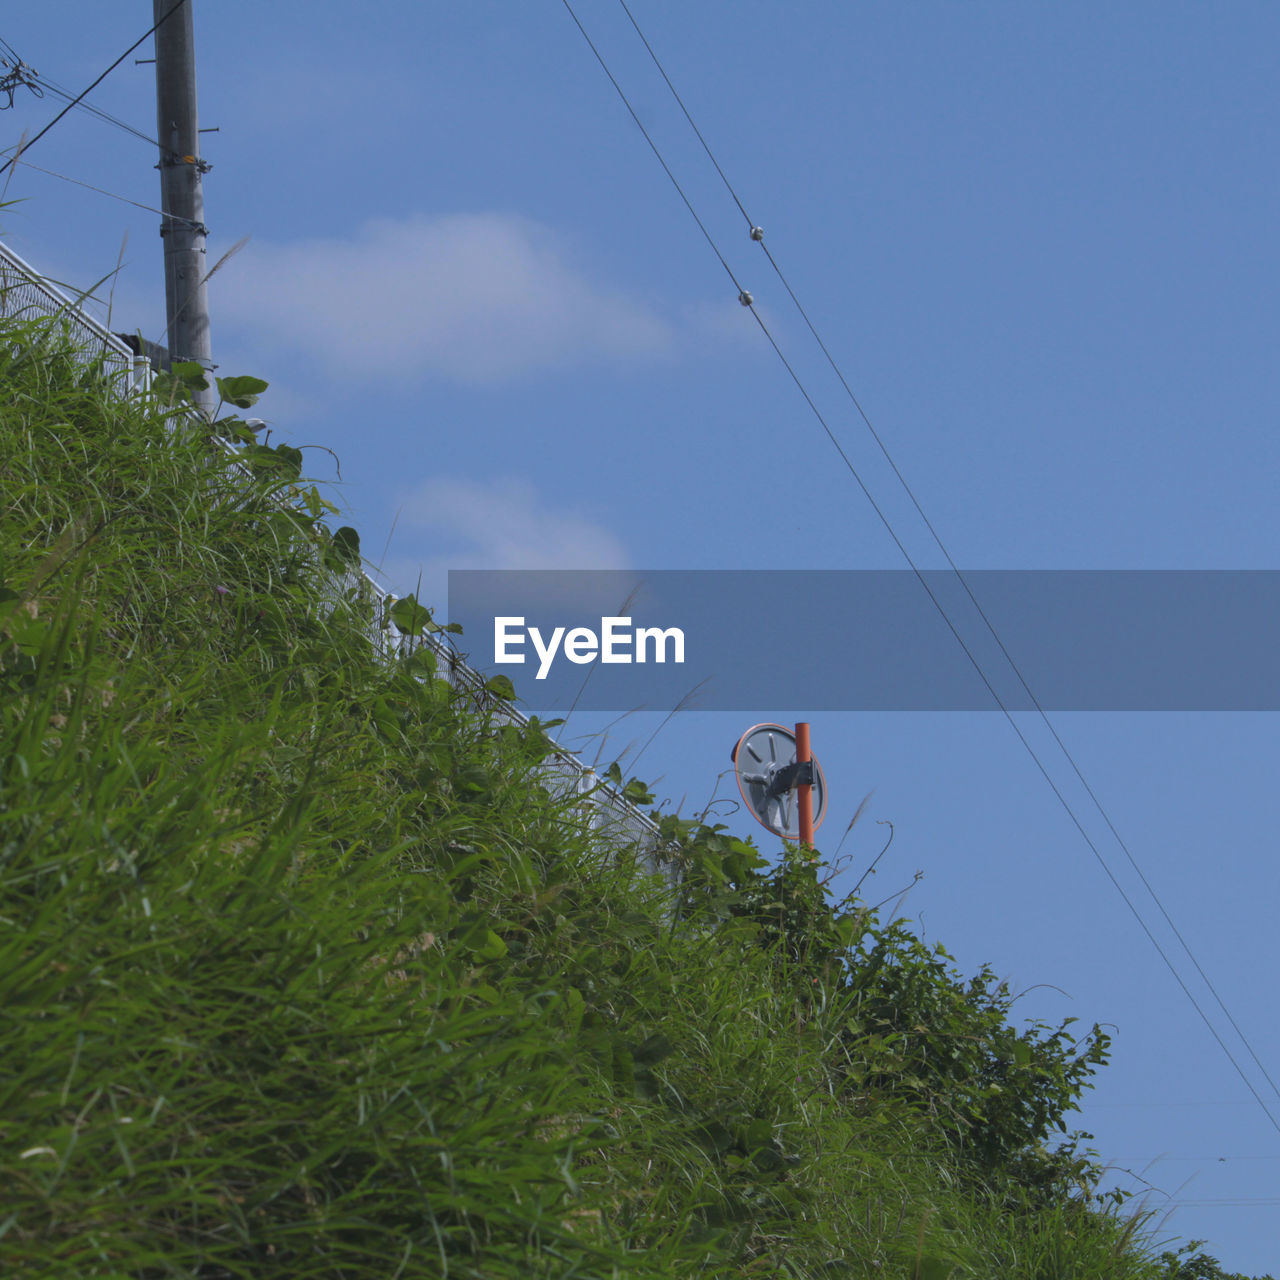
[0,314,1232,1277]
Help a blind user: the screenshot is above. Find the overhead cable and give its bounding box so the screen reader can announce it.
[612,0,1280,1115]
[0,151,199,226]
[0,1,188,179]
[32,74,164,150]
[0,45,42,110]
[561,0,1280,1138]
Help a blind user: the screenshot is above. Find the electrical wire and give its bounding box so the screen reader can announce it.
[614,0,1280,1117]
[734,301,1280,1142]
[557,0,744,301]
[0,45,42,110]
[615,1,753,228]
[0,36,31,67]
[612,0,1280,1104]
[0,29,167,147]
[31,74,165,151]
[0,151,197,225]
[1120,1154,1280,1162]
[560,0,1280,1138]
[1164,1198,1280,1207]
[0,1,187,179]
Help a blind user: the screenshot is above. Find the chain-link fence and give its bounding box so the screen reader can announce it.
[277,548,669,875]
[0,241,149,390]
[368,575,670,877]
[1,238,670,881]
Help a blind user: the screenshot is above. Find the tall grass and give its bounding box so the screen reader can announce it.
[0,315,1201,1276]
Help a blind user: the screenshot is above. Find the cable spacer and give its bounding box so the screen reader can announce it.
[749,226,764,241]
[738,289,753,306]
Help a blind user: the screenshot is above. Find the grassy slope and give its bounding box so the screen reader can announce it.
[0,318,1184,1277]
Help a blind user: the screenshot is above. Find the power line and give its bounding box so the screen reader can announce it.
[615,0,753,228]
[0,36,31,68]
[0,2,187,179]
[0,151,197,226]
[1120,1155,1280,1162]
[32,74,164,150]
[1092,1100,1257,1107]
[612,0,1280,1119]
[1163,1198,1280,1207]
[610,0,1280,1111]
[0,44,42,111]
[1,30,166,147]
[561,0,1280,1139]
[734,301,1280,1144]
[557,0,745,301]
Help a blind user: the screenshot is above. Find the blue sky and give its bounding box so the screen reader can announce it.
[4,3,1280,1269]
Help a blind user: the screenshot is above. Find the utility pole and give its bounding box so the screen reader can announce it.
[153,0,214,416]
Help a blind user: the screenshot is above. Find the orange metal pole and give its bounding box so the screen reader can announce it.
[795,721,814,848]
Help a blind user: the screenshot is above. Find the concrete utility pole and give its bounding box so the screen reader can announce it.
[153,0,215,416]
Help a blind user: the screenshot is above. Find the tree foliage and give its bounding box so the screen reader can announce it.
[1157,1248,1276,1280]
[673,830,1113,1202]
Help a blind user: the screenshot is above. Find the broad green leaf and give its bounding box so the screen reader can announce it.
[454,764,491,794]
[484,674,516,700]
[632,1032,675,1067]
[171,360,210,390]
[300,485,340,518]
[327,526,361,568]
[562,987,585,1031]
[693,1118,735,1155]
[720,917,761,942]
[370,695,399,739]
[611,1043,635,1094]
[216,374,269,408]
[623,777,655,805]
[149,370,194,404]
[274,444,303,479]
[475,930,507,961]
[214,416,259,444]
[834,912,866,946]
[389,594,433,637]
[404,644,437,676]
[242,443,302,480]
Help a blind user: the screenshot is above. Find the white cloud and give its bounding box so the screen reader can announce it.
[216,213,672,382]
[400,476,628,569]
[379,476,629,609]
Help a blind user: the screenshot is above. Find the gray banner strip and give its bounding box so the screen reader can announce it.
[448,570,1280,711]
